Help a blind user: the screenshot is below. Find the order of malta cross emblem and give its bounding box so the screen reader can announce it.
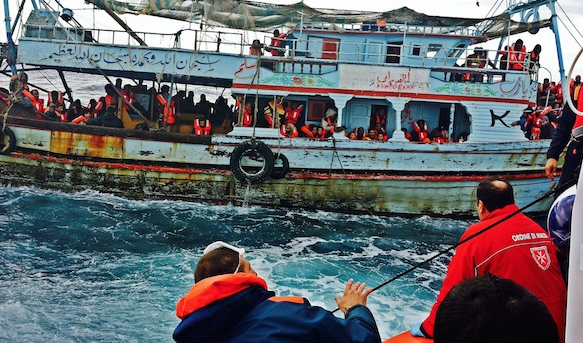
[530,246,551,270]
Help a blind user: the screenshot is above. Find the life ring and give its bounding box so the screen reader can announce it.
[270,153,289,179]
[0,127,15,155]
[230,140,274,184]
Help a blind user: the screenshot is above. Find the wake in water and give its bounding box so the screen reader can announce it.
[0,186,470,342]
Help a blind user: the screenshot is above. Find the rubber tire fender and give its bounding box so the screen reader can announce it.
[0,127,15,155]
[230,140,274,184]
[270,153,289,179]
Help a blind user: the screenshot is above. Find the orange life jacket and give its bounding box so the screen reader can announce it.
[193,118,211,135]
[157,94,176,125]
[121,90,136,110]
[413,120,429,141]
[71,115,88,124]
[242,108,253,127]
[280,124,298,138]
[284,105,303,125]
[509,45,526,70]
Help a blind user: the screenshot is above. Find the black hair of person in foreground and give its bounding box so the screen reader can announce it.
[434,274,558,343]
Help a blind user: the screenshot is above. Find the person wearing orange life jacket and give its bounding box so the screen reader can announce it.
[267,29,287,57]
[528,44,541,71]
[371,108,387,127]
[120,84,136,112]
[321,108,338,135]
[157,85,177,132]
[508,39,527,71]
[242,102,253,127]
[280,123,298,138]
[104,84,118,108]
[193,118,211,135]
[300,124,318,138]
[44,90,66,122]
[412,119,431,143]
[284,103,303,126]
[263,97,285,128]
[29,89,45,119]
[172,241,381,343]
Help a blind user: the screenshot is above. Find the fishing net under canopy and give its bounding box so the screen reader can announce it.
[85,0,551,37]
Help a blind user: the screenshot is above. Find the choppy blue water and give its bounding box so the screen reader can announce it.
[0,185,472,342]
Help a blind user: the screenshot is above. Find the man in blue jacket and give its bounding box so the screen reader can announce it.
[173,241,381,343]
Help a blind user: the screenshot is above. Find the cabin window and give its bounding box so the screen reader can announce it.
[386,42,402,64]
[308,99,335,121]
[426,44,442,59]
[412,45,421,56]
[448,43,465,58]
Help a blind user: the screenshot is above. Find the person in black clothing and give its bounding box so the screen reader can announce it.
[86,107,124,128]
[545,103,583,191]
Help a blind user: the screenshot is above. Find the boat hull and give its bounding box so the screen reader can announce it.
[0,115,557,217]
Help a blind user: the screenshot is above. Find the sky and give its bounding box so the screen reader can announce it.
[2,0,583,81]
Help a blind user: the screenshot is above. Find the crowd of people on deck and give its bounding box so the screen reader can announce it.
[511,74,583,140]
[4,73,240,133]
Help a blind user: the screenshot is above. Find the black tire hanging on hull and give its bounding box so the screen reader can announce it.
[270,153,289,179]
[230,140,274,184]
[0,127,15,155]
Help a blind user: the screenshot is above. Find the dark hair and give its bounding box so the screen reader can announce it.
[434,274,558,343]
[476,178,514,212]
[194,247,239,283]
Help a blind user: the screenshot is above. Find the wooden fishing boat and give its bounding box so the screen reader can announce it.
[0,0,566,216]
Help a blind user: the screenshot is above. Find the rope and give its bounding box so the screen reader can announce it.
[330,178,576,313]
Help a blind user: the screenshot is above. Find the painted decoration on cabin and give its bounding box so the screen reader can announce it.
[338,65,430,93]
[261,74,335,87]
[35,43,220,74]
[435,83,498,97]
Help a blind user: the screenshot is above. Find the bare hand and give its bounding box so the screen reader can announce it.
[545,158,558,181]
[334,279,373,315]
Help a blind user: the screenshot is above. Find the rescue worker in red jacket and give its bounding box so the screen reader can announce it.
[157,85,177,132]
[411,178,566,343]
[193,118,211,135]
[173,241,381,343]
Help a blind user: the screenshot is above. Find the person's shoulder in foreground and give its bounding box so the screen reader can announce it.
[173,241,381,343]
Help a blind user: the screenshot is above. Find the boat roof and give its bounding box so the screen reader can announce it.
[86,0,551,39]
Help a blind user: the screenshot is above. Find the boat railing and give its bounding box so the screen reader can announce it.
[300,21,481,37]
[21,23,247,55]
[264,36,537,77]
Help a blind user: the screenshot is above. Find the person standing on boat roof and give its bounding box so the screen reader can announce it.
[545,102,583,192]
[173,241,381,343]
[411,178,566,342]
[267,29,286,57]
[529,44,542,71]
[509,39,527,71]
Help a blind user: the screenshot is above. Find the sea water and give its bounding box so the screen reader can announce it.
[0,185,471,342]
